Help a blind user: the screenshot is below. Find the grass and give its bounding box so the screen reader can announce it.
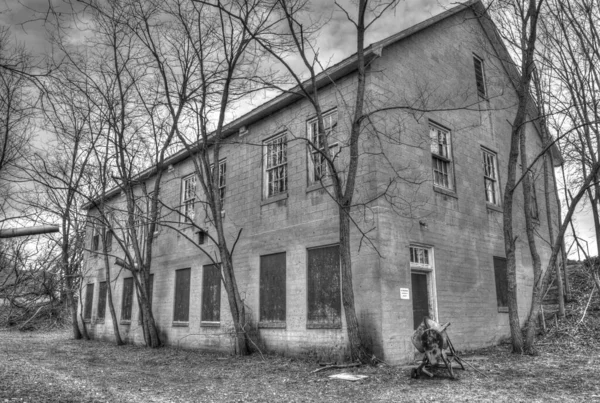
[1,329,599,402]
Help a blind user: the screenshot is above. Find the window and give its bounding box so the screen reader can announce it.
[264,134,287,197]
[217,160,226,205]
[201,264,221,323]
[430,124,453,190]
[493,257,508,311]
[105,210,115,251]
[121,277,134,321]
[483,149,500,205]
[307,245,341,328]
[181,174,196,223]
[307,111,338,183]
[529,172,539,220]
[105,228,113,252]
[210,160,227,206]
[174,268,191,323]
[260,253,286,324]
[410,246,430,266]
[97,281,107,321]
[197,229,206,245]
[84,283,94,320]
[91,222,100,252]
[473,55,486,97]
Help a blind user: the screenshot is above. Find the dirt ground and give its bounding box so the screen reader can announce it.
[1,329,599,402]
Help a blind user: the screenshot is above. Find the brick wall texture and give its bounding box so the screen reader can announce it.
[81,7,560,364]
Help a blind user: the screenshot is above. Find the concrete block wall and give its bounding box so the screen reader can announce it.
[366,8,559,363]
[82,70,385,360]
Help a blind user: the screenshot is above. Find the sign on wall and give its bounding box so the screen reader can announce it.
[400,288,410,300]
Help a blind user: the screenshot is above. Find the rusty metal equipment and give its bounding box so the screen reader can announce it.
[410,317,465,379]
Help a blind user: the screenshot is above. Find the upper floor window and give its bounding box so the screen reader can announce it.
[264,134,287,197]
[483,148,500,205]
[473,55,486,97]
[91,221,100,252]
[409,246,430,267]
[307,110,338,183]
[430,123,453,190]
[211,159,227,206]
[181,174,196,223]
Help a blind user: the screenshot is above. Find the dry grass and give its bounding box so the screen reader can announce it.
[1,328,599,402]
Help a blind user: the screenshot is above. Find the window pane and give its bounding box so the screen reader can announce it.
[202,264,221,322]
[174,268,191,322]
[307,245,341,327]
[260,253,286,322]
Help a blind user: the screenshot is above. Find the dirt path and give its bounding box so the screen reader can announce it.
[0,330,598,402]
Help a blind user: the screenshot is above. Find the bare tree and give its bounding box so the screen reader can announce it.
[0,27,34,226]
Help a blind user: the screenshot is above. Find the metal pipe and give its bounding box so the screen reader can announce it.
[0,225,60,238]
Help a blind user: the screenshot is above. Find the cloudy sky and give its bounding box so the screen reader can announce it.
[2,0,596,257]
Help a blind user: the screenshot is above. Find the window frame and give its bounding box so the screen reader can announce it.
[409,245,439,323]
[307,110,338,184]
[482,148,501,206]
[473,54,487,98]
[429,123,454,191]
[263,133,288,198]
[181,174,196,223]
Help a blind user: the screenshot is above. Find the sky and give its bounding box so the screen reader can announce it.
[1,0,597,258]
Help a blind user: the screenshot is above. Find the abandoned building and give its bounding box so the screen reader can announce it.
[81,0,561,364]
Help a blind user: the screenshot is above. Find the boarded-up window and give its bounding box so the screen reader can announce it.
[97,281,107,320]
[260,253,286,323]
[174,269,191,322]
[201,264,221,323]
[84,283,94,320]
[121,277,134,321]
[307,245,341,328]
[493,257,508,310]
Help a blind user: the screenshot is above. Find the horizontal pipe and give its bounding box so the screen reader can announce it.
[0,226,60,239]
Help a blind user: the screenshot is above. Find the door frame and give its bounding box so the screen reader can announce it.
[409,244,439,324]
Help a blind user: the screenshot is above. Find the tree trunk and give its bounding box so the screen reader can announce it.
[64,278,82,340]
[545,152,565,317]
[136,271,161,348]
[219,249,249,355]
[520,131,544,354]
[339,204,370,363]
[106,269,124,345]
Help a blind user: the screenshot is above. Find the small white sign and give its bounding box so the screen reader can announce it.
[400,288,410,300]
